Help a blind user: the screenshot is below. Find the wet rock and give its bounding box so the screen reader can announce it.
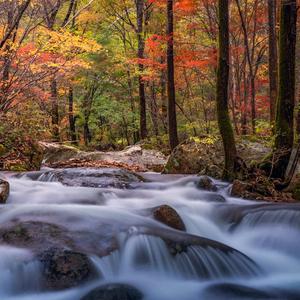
[202,283,279,299]
[201,193,226,203]
[135,227,260,276]
[36,168,145,189]
[81,284,143,300]
[0,179,9,204]
[0,221,119,257]
[197,176,217,191]
[153,205,186,231]
[164,137,270,176]
[39,248,97,290]
[0,221,75,253]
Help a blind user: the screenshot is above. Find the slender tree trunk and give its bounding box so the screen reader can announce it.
[160,56,168,133]
[217,0,238,181]
[150,82,159,136]
[68,87,77,144]
[268,0,278,123]
[167,0,179,150]
[137,0,147,139]
[51,80,59,142]
[272,0,297,179]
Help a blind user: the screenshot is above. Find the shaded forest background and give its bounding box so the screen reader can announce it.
[0,0,299,161]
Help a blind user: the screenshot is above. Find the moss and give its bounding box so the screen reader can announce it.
[0,144,8,157]
[293,186,300,201]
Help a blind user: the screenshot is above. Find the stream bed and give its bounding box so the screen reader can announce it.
[0,168,300,300]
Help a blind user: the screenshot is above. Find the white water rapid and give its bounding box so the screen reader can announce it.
[0,168,299,300]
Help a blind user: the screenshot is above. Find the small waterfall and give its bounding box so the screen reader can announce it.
[92,233,259,281]
[1,170,300,300]
[0,247,42,297]
[239,208,300,229]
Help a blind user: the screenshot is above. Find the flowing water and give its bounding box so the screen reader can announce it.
[0,168,300,300]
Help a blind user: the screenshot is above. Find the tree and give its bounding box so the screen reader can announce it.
[216,0,238,180]
[137,0,148,139]
[272,0,297,179]
[268,0,278,123]
[167,0,179,150]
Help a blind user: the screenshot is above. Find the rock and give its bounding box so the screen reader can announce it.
[81,284,143,300]
[153,205,186,231]
[0,221,119,257]
[39,248,97,290]
[33,168,146,189]
[0,179,9,204]
[41,142,167,172]
[197,176,217,191]
[164,136,270,176]
[202,283,279,299]
[0,221,75,253]
[133,227,260,276]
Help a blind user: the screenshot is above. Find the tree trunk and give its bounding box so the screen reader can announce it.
[68,87,77,144]
[136,0,147,139]
[167,0,179,150]
[160,56,168,133]
[268,0,278,123]
[217,0,238,181]
[272,0,297,179]
[51,80,60,142]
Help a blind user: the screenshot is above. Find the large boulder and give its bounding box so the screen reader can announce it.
[152,205,186,231]
[39,248,97,290]
[31,168,146,189]
[0,221,119,257]
[164,137,270,177]
[0,179,9,204]
[41,143,167,172]
[81,284,143,300]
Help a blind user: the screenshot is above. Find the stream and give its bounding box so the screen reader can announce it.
[0,168,300,300]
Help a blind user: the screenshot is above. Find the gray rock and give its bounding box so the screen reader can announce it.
[39,248,98,290]
[197,176,217,191]
[81,284,143,300]
[0,179,9,204]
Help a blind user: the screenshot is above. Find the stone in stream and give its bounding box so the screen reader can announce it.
[31,168,146,189]
[0,221,119,257]
[81,284,143,300]
[202,283,281,299]
[196,176,218,192]
[153,205,186,231]
[39,248,98,290]
[0,179,9,204]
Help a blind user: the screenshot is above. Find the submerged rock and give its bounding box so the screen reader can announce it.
[35,168,146,189]
[202,283,280,299]
[0,179,9,204]
[81,284,143,300]
[153,205,186,231]
[197,176,217,191]
[0,220,119,257]
[39,248,97,290]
